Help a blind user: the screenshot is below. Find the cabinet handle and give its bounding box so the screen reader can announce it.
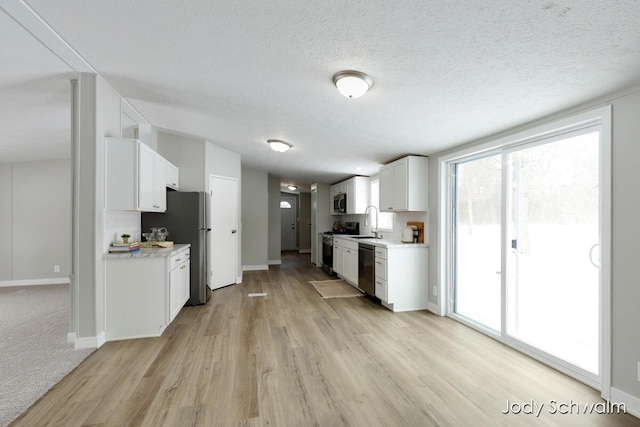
[376,261,383,265]
[175,258,181,262]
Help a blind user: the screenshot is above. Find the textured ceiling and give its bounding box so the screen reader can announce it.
[3,1,640,186]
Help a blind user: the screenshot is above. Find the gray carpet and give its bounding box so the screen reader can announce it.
[0,284,94,427]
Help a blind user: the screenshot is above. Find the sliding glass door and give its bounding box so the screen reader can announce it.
[506,130,600,375]
[450,125,603,384]
[453,154,502,332]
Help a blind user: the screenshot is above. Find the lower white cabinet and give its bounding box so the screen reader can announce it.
[334,237,358,287]
[168,251,190,322]
[375,246,429,312]
[105,246,190,341]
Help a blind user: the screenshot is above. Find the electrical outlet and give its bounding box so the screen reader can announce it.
[432,285,438,297]
[54,265,60,273]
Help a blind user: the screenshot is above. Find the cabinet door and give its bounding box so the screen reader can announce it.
[137,143,155,210]
[333,244,342,274]
[343,248,358,286]
[169,265,181,322]
[393,160,408,210]
[345,178,355,214]
[153,155,167,211]
[379,165,394,211]
[180,260,190,306]
[166,161,180,190]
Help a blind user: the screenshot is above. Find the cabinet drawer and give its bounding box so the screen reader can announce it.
[375,258,387,280]
[170,249,190,270]
[375,277,387,302]
[343,240,358,252]
[375,247,387,259]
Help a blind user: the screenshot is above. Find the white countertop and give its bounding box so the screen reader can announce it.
[332,235,428,248]
[104,243,190,259]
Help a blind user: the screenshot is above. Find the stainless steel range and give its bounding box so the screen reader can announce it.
[321,221,360,275]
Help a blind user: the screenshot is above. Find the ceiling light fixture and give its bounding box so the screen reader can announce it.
[267,139,291,152]
[333,70,373,99]
[287,185,298,191]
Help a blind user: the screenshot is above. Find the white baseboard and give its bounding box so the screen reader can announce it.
[298,249,311,254]
[67,332,76,344]
[268,259,282,265]
[242,265,269,271]
[428,302,443,316]
[611,387,640,418]
[0,277,70,287]
[74,331,104,350]
[236,275,243,284]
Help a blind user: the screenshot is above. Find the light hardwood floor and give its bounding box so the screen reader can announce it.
[13,252,640,426]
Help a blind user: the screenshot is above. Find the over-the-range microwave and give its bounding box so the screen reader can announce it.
[333,193,346,214]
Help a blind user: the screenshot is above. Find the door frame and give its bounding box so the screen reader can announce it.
[437,105,612,397]
[280,194,299,251]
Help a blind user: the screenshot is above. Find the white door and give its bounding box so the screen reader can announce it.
[281,196,297,251]
[209,175,238,290]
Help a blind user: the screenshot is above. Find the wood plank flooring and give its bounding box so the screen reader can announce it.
[13,252,640,426]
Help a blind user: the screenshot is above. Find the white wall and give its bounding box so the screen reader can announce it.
[427,85,640,408]
[0,160,71,283]
[267,174,281,264]
[157,131,205,191]
[241,167,268,269]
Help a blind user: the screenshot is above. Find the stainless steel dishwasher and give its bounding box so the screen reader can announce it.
[358,244,375,296]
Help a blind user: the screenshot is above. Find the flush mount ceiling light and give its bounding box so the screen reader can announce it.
[267,139,291,152]
[333,70,373,99]
[287,185,298,191]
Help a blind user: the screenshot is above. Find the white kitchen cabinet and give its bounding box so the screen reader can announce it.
[331,176,370,215]
[166,160,180,190]
[105,137,167,212]
[105,246,191,340]
[342,245,359,286]
[379,155,428,212]
[154,154,167,211]
[333,239,343,275]
[334,237,358,286]
[169,250,190,322]
[375,245,429,312]
[345,176,370,214]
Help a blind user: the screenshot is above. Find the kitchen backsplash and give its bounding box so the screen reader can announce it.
[344,211,429,243]
[104,210,141,250]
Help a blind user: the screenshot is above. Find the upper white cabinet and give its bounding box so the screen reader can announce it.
[379,155,428,212]
[105,137,167,212]
[331,176,370,215]
[166,160,180,190]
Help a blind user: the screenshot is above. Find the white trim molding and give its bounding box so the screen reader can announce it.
[610,387,640,419]
[242,265,269,271]
[0,277,70,287]
[268,259,282,265]
[73,331,104,350]
[298,249,311,254]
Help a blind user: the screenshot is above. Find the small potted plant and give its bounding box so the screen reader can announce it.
[121,233,131,244]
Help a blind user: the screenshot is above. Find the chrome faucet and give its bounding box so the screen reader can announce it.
[364,205,380,239]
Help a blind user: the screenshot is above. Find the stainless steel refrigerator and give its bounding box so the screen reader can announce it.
[142,191,211,305]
